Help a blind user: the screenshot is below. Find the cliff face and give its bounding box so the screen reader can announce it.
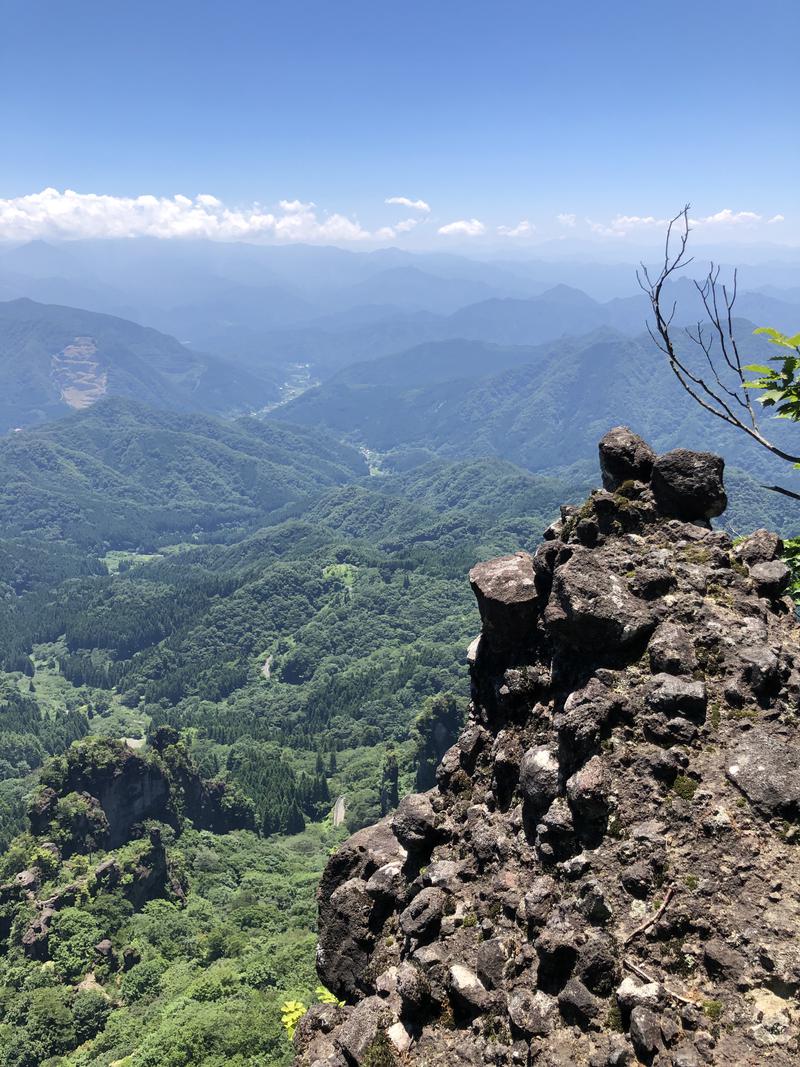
[297,429,800,1067]
[29,734,255,856]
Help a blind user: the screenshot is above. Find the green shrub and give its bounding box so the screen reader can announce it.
[672,775,699,801]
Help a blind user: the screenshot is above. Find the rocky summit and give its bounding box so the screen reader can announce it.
[295,427,800,1067]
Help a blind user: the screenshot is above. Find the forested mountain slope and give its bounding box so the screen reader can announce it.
[279,327,800,533]
[0,299,283,431]
[0,399,366,555]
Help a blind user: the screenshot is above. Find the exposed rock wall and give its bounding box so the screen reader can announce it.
[28,734,255,855]
[297,429,800,1067]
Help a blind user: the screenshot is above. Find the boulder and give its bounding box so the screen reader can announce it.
[532,539,572,600]
[365,862,407,903]
[575,935,619,996]
[94,857,122,888]
[469,551,539,659]
[739,646,780,699]
[749,559,791,599]
[648,622,698,675]
[726,728,800,820]
[476,937,510,990]
[645,674,707,720]
[545,550,657,654]
[734,529,783,567]
[522,875,558,927]
[94,937,114,960]
[566,756,608,828]
[293,1002,350,1065]
[519,745,560,814]
[318,877,377,1000]
[557,977,602,1027]
[387,1021,414,1054]
[122,945,141,971]
[22,907,55,960]
[14,868,40,893]
[447,965,489,1015]
[620,860,656,899]
[392,794,438,853]
[534,922,580,991]
[398,887,447,942]
[671,1044,703,1067]
[629,1005,661,1061]
[336,996,392,1064]
[651,448,726,520]
[507,985,556,1037]
[642,713,699,748]
[423,859,463,890]
[616,976,665,1013]
[395,961,431,1016]
[555,679,621,771]
[703,937,746,978]
[598,426,656,490]
[536,797,576,860]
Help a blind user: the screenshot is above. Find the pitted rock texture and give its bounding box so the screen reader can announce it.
[297,429,800,1067]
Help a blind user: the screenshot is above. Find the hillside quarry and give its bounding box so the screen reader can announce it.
[296,428,800,1067]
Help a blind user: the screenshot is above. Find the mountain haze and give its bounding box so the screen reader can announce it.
[0,298,283,431]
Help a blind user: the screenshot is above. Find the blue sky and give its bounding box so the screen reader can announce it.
[1,0,798,247]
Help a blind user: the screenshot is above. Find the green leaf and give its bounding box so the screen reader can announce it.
[754,325,800,351]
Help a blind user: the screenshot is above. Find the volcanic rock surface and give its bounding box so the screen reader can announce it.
[297,427,800,1067]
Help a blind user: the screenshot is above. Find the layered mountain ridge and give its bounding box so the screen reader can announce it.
[297,428,800,1067]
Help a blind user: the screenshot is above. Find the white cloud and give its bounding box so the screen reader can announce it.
[437,218,485,237]
[613,215,663,228]
[385,196,430,213]
[0,188,398,243]
[497,219,534,237]
[691,208,762,226]
[586,218,630,238]
[585,208,777,238]
[372,218,420,241]
[768,214,785,224]
[278,198,315,214]
[557,213,577,228]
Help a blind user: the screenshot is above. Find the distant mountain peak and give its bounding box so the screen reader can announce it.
[538,282,599,305]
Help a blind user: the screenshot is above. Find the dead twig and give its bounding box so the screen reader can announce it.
[639,206,800,486]
[623,885,678,946]
[623,957,698,1007]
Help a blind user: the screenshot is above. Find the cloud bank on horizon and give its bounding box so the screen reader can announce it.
[0,188,789,245]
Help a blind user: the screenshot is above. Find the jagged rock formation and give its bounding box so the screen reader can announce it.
[0,827,185,962]
[0,732,255,973]
[28,733,255,855]
[297,428,800,1067]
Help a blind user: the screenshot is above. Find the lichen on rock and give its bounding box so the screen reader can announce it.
[297,429,800,1067]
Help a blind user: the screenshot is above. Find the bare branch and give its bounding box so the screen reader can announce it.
[640,207,800,471]
[760,484,800,503]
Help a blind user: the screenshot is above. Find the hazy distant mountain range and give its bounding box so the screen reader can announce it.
[1,237,799,531]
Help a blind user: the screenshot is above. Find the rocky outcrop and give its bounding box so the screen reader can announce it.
[13,827,186,963]
[29,735,254,854]
[298,428,800,1067]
